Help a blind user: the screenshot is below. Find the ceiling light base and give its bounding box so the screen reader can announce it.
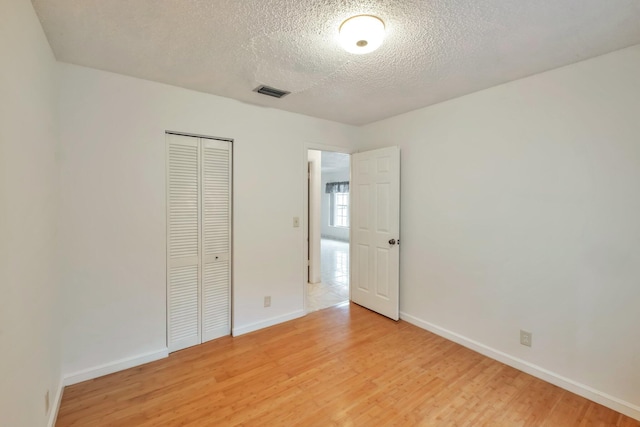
[339,15,385,55]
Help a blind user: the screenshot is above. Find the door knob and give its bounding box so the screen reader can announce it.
[389,239,397,245]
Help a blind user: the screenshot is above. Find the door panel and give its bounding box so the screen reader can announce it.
[167,134,232,352]
[351,146,400,320]
[201,139,231,342]
[167,134,201,351]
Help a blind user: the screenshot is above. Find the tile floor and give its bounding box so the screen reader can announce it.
[307,238,350,312]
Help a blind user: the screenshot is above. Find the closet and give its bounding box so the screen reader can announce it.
[166,132,232,352]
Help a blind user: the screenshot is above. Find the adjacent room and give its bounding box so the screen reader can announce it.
[307,150,351,312]
[2,0,640,426]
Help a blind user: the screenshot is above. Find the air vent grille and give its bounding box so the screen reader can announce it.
[253,85,291,99]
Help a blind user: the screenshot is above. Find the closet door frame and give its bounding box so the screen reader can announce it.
[166,131,233,353]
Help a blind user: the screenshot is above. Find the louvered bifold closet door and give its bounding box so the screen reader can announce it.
[167,134,201,352]
[201,139,231,342]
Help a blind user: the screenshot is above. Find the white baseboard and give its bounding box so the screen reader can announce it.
[63,348,169,386]
[400,312,640,421]
[232,309,305,336]
[47,377,64,427]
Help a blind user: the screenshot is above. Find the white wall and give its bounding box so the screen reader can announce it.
[0,1,61,426]
[361,45,640,416]
[321,169,351,241]
[57,63,360,377]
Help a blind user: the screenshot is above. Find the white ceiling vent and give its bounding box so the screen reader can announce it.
[253,85,291,99]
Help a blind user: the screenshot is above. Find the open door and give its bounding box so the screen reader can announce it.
[350,146,400,320]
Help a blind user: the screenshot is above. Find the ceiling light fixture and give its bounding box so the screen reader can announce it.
[338,15,385,54]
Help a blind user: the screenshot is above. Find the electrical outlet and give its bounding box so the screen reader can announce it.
[264,296,271,307]
[45,389,50,414]
[293,217,300,228]
[520,330,532,347]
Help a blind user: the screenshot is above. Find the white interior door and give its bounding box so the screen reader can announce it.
[167,134,201,351]
[201,139,231,342]
[350,146,400,320]
[167,133,232,352]
[307,151,322,284]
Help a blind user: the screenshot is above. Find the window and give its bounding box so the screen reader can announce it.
[326,180,349,228]
[331,192,349,228]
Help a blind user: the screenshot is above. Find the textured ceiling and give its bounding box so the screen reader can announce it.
[321,151,350,173]
[32,0,640,125]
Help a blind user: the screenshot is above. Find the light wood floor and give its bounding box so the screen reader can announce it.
[56,303,639,426]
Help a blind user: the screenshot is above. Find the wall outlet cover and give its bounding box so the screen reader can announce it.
[520,330,532,347]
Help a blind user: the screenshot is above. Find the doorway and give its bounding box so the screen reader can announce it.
[307,150,351,312]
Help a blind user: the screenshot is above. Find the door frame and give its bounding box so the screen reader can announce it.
[165,131,234,351]
[302,143,355,314]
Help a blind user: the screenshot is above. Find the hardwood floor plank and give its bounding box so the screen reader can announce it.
[56,303,640,426]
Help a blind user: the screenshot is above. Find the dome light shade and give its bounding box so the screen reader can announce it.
[339,15,385,54]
